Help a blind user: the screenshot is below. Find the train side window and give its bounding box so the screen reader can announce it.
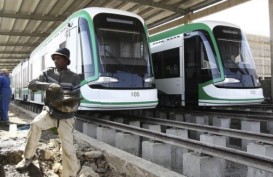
[22,68,28,88]
[43,53,55,69]
[79,17,95,78]
[185,31,220,83]
[152,47,180,79]
[201,43,210,69]
[41,54,46,71]
[59,41,66,48]
[184,35,199,83]
[66,26,78,73]
[184,37,197,68]
[198,31,220,82]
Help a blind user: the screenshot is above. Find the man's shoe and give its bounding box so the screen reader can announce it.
[15,158,33,170]
[0,120,9,124]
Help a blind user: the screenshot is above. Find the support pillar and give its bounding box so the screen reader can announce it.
[247,143,273,177]
[83,122,98,138]
[269,0,273,100]
[213,117,231,146]
[241,120,260,150]
[115,121,141,156]
[142,141,172,169]
[97,127,116,146]
[183,152,223,177]
[166,128,188,173]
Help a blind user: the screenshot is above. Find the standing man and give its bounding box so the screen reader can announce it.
[0,68,12,123]
[0,72,2,121]
[16,48,81,177]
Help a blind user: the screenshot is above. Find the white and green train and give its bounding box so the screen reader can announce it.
[150,21,264,107]
[11,7,158,110]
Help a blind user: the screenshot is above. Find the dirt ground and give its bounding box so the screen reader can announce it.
[0,105,116,177]
[0,107,55,177]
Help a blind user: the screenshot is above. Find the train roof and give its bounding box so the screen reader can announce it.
[30,7,145,57]
[198,20,240,29]
[150,20,241,42]
[84,7,144,24]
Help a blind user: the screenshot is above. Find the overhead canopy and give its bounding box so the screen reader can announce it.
[0,0,250,71]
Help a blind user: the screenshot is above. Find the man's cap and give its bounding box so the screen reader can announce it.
[51,48,71,65]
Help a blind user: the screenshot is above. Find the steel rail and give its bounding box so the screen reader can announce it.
[197,110,273,122]
[200,109,273,116]
[244,104,273,109]
[159,108,273,122]
[77,115,273,173]
[133,116,273,144]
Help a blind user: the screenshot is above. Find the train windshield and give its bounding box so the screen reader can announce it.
[93,13,154,89]
[213,26,260,88]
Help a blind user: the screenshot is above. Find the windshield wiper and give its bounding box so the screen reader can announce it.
[104,49,129,72]
[225,59,246,74]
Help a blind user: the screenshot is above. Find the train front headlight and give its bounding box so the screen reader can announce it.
[214,78,240,86]
[144,77,155,83]
[88,76,119,86]
[256,79,261,86]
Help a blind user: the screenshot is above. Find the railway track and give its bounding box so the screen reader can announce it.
[156,106,273,122]
[76,114,273,173]
[13,101,273,175]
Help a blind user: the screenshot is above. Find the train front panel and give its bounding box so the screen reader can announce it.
[198,23,264,106]
[79,8,158,110]
[151,21,264,107]
[13,8,158,110]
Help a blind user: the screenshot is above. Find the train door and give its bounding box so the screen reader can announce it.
[151,36,183,107]
[184,32,200,107]
[184,31,220,107]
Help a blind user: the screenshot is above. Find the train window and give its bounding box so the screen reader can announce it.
[41,55,45,70]
[44,53,54,69]
[93,13,153,89]
[184,37,197,68]
[184,31,220,83]
[32,60,41,80]
[200,40,217,70]
[59,41,66,48]
[214,26,255,72]
[198,31,220,82]
[152,48,180,79]
[66,26,77,72]
[79,17,95,78]
[213,26,259,88]
[30,64,33,81]
[23,68,28,87]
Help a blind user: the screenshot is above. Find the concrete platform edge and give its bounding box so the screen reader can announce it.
[74,131,185,177]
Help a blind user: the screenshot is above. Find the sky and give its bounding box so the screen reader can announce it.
[194,0,270,36]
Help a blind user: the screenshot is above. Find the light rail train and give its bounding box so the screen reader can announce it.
[150,21,264,107]
[11,7,158,110]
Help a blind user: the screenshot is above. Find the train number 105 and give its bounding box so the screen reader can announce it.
[131,92,140,97]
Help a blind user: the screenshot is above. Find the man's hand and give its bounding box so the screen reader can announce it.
[47,83,61,92]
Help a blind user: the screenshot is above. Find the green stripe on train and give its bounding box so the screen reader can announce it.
[81,99,158,105]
